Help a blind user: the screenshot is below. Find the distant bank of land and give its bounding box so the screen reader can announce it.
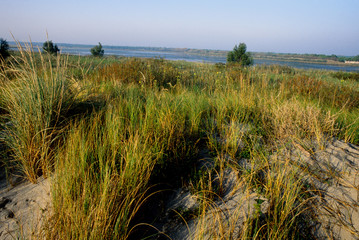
[152,48,359,66]
[9,41,359,67]
[250,52,359,66]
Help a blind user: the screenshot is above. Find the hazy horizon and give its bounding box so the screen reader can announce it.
[1,0,359,56]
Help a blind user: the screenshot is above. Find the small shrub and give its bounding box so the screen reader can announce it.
[91,42,104,57]
[227,43,253,66]
[0,38,10,61]
[43,40,59,54]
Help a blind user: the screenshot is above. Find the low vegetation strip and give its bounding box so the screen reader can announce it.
[0,46,358,239]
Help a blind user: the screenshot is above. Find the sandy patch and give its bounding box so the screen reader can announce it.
[0,173,51,240]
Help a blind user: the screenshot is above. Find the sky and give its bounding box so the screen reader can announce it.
[1,0,359,56]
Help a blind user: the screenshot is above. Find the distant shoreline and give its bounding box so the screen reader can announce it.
[9,41,359,62]
[8,42,359,71]
[252,56,359,67]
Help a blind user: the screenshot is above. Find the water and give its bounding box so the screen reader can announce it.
[253,59,359,72]
[11,42,359,72]
[58,43,228,63]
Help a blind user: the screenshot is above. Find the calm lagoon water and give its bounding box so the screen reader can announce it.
[253,59,359,72]
[58,44,227,63]
[13,42,359,72]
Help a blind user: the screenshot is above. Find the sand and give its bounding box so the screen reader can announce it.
[0,172,50,240]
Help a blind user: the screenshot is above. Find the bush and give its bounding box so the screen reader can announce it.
[91,42,104,57]
[227,43,253,66]
[43,40,59,54]
[0,38,10,61]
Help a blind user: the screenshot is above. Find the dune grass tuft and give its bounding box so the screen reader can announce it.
[0,43,76,182]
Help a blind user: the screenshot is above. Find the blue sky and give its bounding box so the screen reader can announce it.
[1,0,358,55]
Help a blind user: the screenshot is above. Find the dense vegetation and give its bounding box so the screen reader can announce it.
[0,45,358,239]
[344,55,359,62]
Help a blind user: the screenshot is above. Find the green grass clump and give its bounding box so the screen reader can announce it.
[0,44,76,182]
[48,112,156,239]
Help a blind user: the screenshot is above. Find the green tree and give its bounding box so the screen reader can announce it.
[351,55,359,61]
[91,42,104,57]
[43,40,59,54]
[0,38,10,61]
[227,43,253,66]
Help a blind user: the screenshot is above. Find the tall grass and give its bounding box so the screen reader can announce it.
[0,43,76,182]
[47,112,156,239]
[45,83,207,238]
